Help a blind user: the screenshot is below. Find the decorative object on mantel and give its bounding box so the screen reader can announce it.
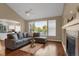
[67,12,76,23]
[67,16,74,23]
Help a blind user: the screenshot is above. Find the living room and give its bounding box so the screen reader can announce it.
[0,3,79,56]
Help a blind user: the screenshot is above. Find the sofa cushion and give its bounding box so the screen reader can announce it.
[33,33,40,37]
[22,38,28,42]
[15,40,24,43]
[23,32,28,38]
[34,37,47,39]
[12,34,18,40]
[17,32,24,39]
[22,38,31,41]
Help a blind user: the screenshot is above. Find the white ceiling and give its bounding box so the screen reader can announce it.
[7,3,64,20]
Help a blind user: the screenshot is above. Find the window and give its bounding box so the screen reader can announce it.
[29,20,56,36]
[9,24,21,32]
[0,19,21,32]
[29,21,47,36]
[48,20,56,36]
[15,25,21,32]
[9,25,15,30]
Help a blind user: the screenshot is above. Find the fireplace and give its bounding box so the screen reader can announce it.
[66,31,77,56]
[66,35,75,56]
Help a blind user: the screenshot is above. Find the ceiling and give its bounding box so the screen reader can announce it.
[7,3,64,20]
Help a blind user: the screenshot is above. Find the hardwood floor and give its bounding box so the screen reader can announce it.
[35,41,65,56]
[5,41,66,56]
[0,40,5,56]
[6,50,32,56]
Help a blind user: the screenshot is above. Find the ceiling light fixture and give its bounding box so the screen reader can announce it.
[25,9,32,16]
[26,13,30,16]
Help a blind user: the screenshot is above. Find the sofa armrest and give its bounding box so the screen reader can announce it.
[5,39,16,48]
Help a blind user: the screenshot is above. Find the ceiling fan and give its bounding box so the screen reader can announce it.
[25,9,32,16]
[25,9,32,14]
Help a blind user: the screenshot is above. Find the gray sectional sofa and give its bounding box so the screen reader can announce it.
[5,32,47,50]
[5,32,32,50]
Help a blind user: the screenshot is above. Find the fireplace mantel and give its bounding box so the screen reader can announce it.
[62,12,79,31]
[62,19,79,31]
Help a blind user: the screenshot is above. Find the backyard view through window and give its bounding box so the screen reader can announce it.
[29,21,47,36]
[29,20,56,36]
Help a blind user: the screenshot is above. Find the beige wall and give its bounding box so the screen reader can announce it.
[0,3,28,32]
[27,16,63,40]
[63,3,79,15]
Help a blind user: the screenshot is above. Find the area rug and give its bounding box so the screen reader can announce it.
[20,43,43,55]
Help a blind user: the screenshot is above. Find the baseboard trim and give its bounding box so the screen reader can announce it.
[62,42,68,56]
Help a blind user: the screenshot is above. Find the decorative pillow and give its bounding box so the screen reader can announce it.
[12,34,18,40]
[23,32,28,38]
[17,32,23,39]
[33,33,40,37]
